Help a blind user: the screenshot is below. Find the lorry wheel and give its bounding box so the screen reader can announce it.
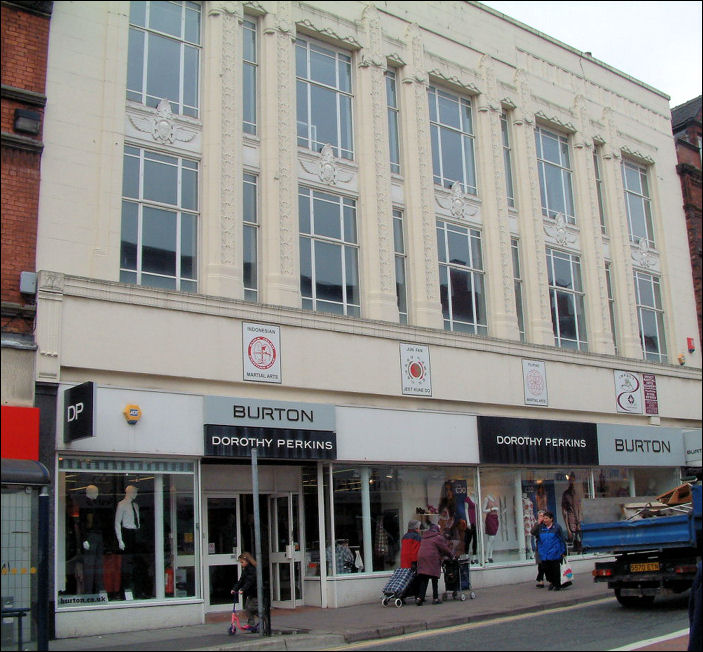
[615,589,655,607]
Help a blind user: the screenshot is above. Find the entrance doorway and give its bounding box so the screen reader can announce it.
[203,492,303,611]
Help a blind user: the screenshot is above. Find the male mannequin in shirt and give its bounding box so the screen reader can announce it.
[115,485,140,598]
[79,484,107,594]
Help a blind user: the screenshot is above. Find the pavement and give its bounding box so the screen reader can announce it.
[47,577,672,652]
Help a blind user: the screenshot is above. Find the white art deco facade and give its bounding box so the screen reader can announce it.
[34,1,701,637]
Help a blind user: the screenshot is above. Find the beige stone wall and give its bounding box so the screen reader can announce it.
[35,2,701,422]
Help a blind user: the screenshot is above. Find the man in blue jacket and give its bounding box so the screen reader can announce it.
[535,511,567,590]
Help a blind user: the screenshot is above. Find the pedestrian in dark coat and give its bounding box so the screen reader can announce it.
[415,523,453,605]
[534,511,567,591]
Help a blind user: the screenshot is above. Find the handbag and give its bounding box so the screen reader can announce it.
[354,549,364,572]
[560,556,574,587]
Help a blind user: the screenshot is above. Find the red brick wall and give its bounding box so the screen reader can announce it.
[1,3,51,335]
[674,106,703,344]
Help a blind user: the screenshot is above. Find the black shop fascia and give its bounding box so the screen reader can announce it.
[478,416,599,466]
[203,396,337,460]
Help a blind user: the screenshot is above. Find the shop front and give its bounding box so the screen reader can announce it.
[201,395,337,613]
[54,384,203,638]
[475,417,685,567]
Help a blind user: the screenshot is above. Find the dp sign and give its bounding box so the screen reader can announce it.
[64,381,96,442]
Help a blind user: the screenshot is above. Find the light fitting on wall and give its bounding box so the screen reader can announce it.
[14,109,41,135]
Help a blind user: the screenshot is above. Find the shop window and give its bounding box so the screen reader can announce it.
[57,458,198,607]
[594,467,631,498]
[632,468,680,497]
[481,468,591,562]
[328,465,478,574]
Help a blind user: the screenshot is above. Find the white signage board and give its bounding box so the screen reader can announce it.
[522,359,548,406]
[614,370,643,414]
[243,323,281,383]
[399,343,432,396]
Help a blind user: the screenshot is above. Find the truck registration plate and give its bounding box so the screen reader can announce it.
[630,562,660,572]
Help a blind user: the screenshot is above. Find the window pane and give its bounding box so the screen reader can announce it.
[300,237,312,298]
[130,0,146,27]
[541,131,560,163]
[146,33,181,106]
[315,241,343,303]
[313,195,341,240]
[182,167,198,211]
[185,5,200,43]
[181,213,197,280]
[310,46,337,86]
[299,191,311,234]
[243,224,257,292]
[337,56,351,93]
[450,268,474,323]
[438,92,459,129]
[142,206,176,275]
[149,0,182,38]
[127,27,145,98]
[310,85,338,148]
[439,265,449,319]
[545,165,565,215]
[447,229,470,267]
[144,157,178,205]
[340,95,353,157]
[440,128,463,186]
[243,64,256,130]
[183,46,199,111]
[345,247,359,307]
[123,151,140,199]
[121,201,138,270]
[343,204,356,244]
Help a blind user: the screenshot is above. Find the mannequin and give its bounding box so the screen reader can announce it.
[464,493,478,563]
[522,493,536,559]
[561,476,582,552]
[115,485,140,598]
[483,494,499,562]
[79,485,105,594]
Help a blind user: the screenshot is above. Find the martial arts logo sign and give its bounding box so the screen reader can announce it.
[400,343,432,396]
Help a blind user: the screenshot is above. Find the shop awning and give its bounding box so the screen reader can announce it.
[1,458,50,485]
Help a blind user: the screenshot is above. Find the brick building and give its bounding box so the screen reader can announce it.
[1,0,52,407]
[672,95,702,344]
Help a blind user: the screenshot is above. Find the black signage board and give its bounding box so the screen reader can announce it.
[478,416,598,466]
[204,425,337,460]
[63,381,96,443]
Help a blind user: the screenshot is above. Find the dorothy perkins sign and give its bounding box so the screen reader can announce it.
[478,416,598,466]
[203,396,336,460]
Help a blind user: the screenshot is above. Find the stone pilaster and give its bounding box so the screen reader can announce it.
[259,2,300,308]
[510,70,553,346]
[202,2,244,299]
[571,95,613,355]
[355,4,398,323]
[600,108,642,359]
[475,55,519,341]
[399,23,442,330]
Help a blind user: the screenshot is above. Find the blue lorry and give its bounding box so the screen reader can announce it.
[581,483,702,607]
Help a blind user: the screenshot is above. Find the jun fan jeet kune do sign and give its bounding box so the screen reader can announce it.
[204,396,336,460]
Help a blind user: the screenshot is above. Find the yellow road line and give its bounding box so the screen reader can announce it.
[327,597,615,650]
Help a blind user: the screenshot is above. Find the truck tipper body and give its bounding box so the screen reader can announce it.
[581,483,702,606]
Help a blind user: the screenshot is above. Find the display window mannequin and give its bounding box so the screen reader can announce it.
[483,494,499,563]
[114,485,141,598]
[561,475,582,552]
[522,493,536,559]
[79,484,106,594]
[464,493,478,563]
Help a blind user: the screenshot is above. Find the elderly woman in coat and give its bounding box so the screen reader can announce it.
[415,523,453,605]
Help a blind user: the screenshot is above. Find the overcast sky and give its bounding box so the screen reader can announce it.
[480,1,702,109]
